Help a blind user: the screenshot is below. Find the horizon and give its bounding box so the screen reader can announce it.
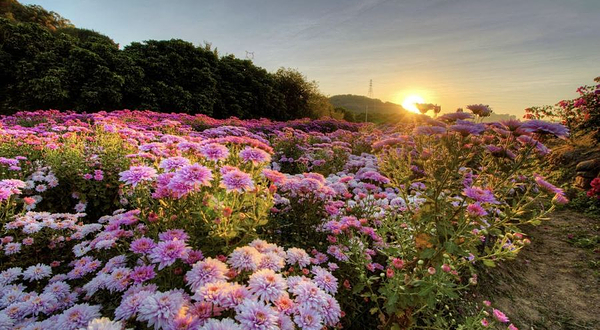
[21,0,600,116]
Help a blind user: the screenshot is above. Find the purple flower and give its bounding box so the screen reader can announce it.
[534,175,563,195]
[438,112,474,122]
[168,164,213,198]
[517,135,550,155]
[463,187,498,204]
[413,126,447,136]
[115,288,153,321]
[239,147,271,164]
[450,121,486,136]
[311,267,338,295]
[159,156,191,171]
[56,304,101,330]
[257,253,285,272]
[466,104,492,117]
[286,248,311,268]
[175,163,213,187]
[22,264,52,281]
[520,120,569,138]
[290,281,328,310]
[119,166,157,187]
[4,242,21,255]
[322,295,342,326]
[234,300,279,330]
[248,269,287,303]
[149,239,190,270]
[220,168,255,192]
[158,229,189,242]
[0,267,22,286]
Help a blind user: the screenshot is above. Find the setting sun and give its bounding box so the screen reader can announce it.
[402,95,425,114]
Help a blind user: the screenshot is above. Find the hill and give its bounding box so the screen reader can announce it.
[329,94,409,114]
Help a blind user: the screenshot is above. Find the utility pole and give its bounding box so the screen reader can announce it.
[366,79,373,122]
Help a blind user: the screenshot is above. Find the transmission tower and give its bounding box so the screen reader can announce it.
[366,79,373,122]
[245,51,254,60]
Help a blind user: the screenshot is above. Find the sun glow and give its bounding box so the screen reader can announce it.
[402,95,425,114]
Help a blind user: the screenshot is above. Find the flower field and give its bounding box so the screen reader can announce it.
[0,109,570,330]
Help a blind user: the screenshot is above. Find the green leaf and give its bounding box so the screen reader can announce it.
[420,248,435,259]
[482,259,496,267]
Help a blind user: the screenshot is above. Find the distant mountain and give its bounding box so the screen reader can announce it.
[329,94,409,114]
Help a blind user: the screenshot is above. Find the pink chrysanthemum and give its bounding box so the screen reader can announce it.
[234,300,279,330]
[56,304,101,330]
[228,246,261,272]
[186,257,229,291]
[248,269,287,303]
[200,143,230,161]
[137,290,187,330]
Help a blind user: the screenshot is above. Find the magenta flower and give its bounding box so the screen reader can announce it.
[467,203,488,217]
[131,265,156,284]
[220,168,255,192]
[159,156,191,171]
[149,239,190,270]
[175,163,213,187]
[493,308,510,323]
[200,143,230,161]
[130,237,156,254]
[119,166,157,187]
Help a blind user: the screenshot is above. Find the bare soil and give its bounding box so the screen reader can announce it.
[480,211,600,330]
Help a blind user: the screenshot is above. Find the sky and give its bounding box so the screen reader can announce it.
[22,0,600,116]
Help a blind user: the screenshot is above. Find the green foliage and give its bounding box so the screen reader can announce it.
[0,1,336,120]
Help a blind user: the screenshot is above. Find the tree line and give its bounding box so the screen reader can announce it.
[0,0,344,120]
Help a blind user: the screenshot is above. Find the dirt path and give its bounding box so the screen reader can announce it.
[480,211,600,330]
